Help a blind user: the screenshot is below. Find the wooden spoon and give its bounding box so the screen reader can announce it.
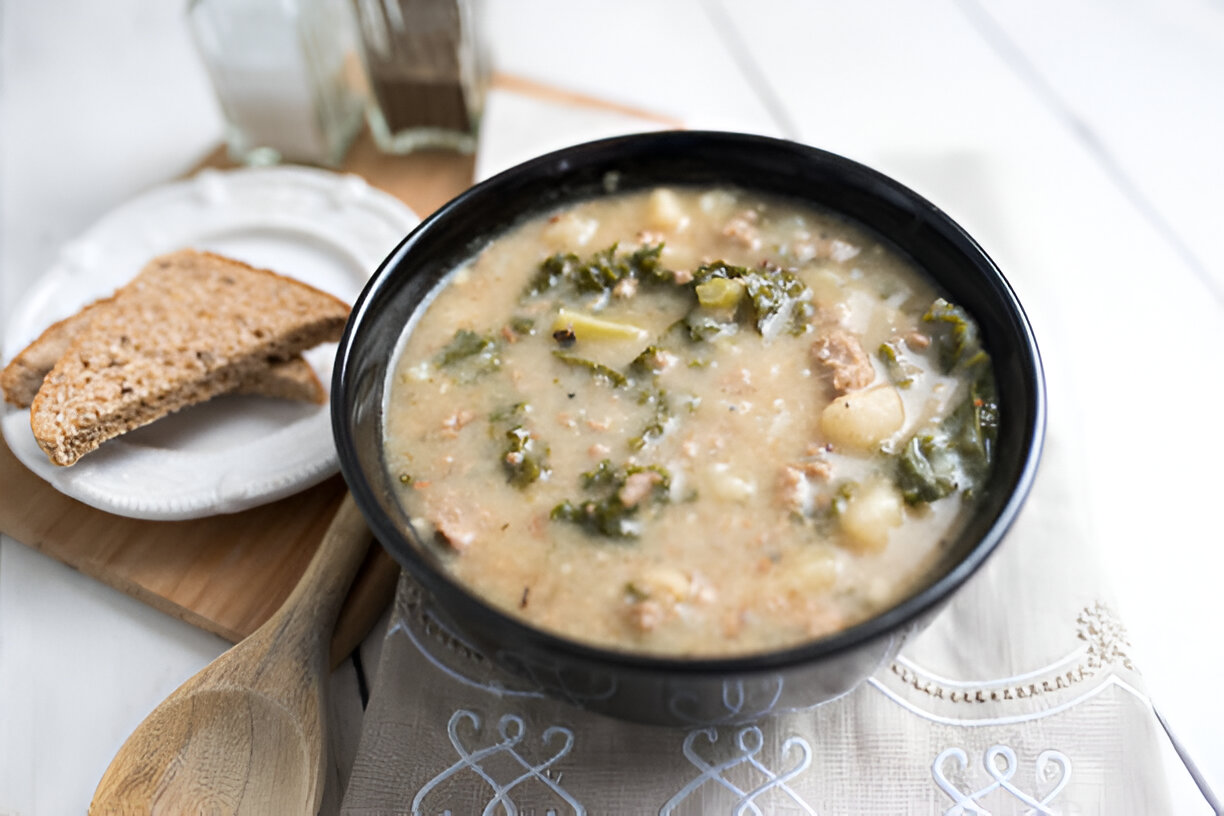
[89,493,376,815]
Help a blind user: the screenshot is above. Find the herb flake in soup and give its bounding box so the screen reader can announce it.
[384,187,998,657]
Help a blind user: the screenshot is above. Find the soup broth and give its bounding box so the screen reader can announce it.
[384,187,997,657]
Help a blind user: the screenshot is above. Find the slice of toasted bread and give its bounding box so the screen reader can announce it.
[2,299,325,407]
[30,249,349,466]
[232,357,326,403]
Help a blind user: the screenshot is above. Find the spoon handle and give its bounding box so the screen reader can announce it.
[274,492,374,648]
[329,544,400,668]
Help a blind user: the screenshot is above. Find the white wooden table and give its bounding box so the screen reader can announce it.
[2,1,1220,812]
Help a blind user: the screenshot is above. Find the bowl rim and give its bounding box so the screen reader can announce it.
[333,129,1047,676]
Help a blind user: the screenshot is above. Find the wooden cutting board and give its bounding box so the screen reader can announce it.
[0,72,674,654]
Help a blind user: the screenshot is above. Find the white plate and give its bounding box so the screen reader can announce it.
[1,166,418,520]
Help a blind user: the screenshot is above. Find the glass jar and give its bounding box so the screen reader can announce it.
[351,0,486,154]
[189,0,365,167]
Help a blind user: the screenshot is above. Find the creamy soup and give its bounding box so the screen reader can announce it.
[384,187,997,657]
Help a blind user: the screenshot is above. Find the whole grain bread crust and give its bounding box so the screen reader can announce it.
[1,298,325,408]
[29,249,349,465]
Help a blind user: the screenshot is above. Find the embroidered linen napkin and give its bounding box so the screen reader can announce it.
[339,87,1204,815]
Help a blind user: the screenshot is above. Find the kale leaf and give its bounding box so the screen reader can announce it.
[691,261,812,337]
[896,298,1000,504]
[552,350,629,387]
[434,328,502,381]
[922,298,988,374]
[526,243,670,297]
[551,460,671,539]
[502,425,550,488]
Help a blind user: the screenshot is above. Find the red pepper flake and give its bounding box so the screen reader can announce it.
[413,480,432,489]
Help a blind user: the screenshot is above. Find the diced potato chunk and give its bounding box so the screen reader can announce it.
[695,278,745,309]
[542,213,598,247]
[839,481,904,553]
[698,189,737,216]
[646,188,690,232]
[552,308,647,342]
[629,567,691,602]
[788,546,842,591]
[710,464,756,502]
[806,269,844,303]
[819,385,904,451]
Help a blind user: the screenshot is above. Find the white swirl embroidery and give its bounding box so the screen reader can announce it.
[661,726,816,815]
[932,744,1071,815]
[494,648,619,707]
[666,677,786,726]
[412,709,585,816]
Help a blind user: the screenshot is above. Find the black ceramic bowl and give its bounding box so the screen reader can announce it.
[332,131,1045,726]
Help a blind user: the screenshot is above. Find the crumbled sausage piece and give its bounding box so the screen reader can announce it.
[802,459,832,481]
[812,328,874,393]
[722,210,761,249]
[778,460,829,515]
[673,267,694,285]
[905,331,931,350]
[613,277,638,299]
[439,409,475,438]
[779,465,809,515]
[639,348,678,372]
[719,367,753,395]
[427,497,480,551]
[619,470,662,507]
[629,600,665,632]
[779,449,833,515]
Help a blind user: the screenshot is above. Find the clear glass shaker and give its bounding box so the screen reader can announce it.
[351,0,486,154]
[189,0,365,167]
